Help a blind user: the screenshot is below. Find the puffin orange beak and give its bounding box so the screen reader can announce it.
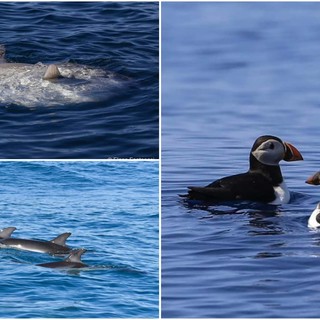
[283,142,303,161]
[306,172,320,185]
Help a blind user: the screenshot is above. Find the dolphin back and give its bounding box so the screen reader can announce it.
[38,248,88,269]
[1,236,71,255]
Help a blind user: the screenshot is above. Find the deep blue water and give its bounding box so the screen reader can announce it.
[162,2,320,318]
[0,161,158,318]
[0,2,158,159]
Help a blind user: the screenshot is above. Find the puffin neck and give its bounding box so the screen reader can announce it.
[249,153,283,185]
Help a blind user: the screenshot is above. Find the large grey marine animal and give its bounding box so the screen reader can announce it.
[0,44,62,80]
[0,44,127,107]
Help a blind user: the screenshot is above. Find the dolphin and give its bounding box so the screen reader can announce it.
[0,232,72,256]
[37,248,88,269]
[0,227,17,239]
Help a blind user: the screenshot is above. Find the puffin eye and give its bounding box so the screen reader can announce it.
[269,142,274,149]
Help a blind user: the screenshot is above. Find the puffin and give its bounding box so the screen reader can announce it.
[305,171,320,228]
[183,135,303,204]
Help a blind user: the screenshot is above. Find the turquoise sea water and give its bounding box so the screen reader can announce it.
[0,161,158,318]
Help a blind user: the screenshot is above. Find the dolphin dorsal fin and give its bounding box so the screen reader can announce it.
[43,64,62,80]
[51,232,71,246]
[66,248,86,263]
[0,227,16,239]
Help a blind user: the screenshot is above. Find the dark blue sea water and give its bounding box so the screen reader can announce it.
[0,161,158,318]
[162,2,320,318]
[0,2,158,159]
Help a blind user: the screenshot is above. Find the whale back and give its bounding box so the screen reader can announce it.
[0,59,127,107]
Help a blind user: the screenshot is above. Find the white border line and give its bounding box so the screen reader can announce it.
[0,1,161,319]
[0,158,158,161]
[158,0,162,317]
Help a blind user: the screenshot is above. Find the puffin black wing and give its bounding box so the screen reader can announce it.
[187,172,276,203]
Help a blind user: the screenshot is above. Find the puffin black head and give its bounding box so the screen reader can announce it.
[251,135,303,167]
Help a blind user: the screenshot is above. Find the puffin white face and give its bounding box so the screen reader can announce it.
[251,139,285,166]
[308,203,320,229]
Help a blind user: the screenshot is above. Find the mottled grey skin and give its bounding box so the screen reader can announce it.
[0,44,6,63]
[0,45,32,67]
[38,248,88,268]
[0,232,72,256]
[0,44,62,79]
[0,62,33,68]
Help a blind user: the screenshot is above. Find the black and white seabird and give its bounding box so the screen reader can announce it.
[306,172,320,228]
[183,135,303,204]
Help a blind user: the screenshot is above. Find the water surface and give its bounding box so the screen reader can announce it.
[162,2,320,318]
[0,2,159,159]
[0,161,158,318]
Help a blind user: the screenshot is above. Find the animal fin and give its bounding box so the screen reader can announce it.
[43,64,62,80]
[66,248,87,263]
[0,44,6,61]
[51,232,71,246]
[0,227,16,239]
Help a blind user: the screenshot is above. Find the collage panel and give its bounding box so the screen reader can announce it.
[0,1,159,159]
[0,161,159,318]
[162,2,320,319]
[0,1,160,318]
